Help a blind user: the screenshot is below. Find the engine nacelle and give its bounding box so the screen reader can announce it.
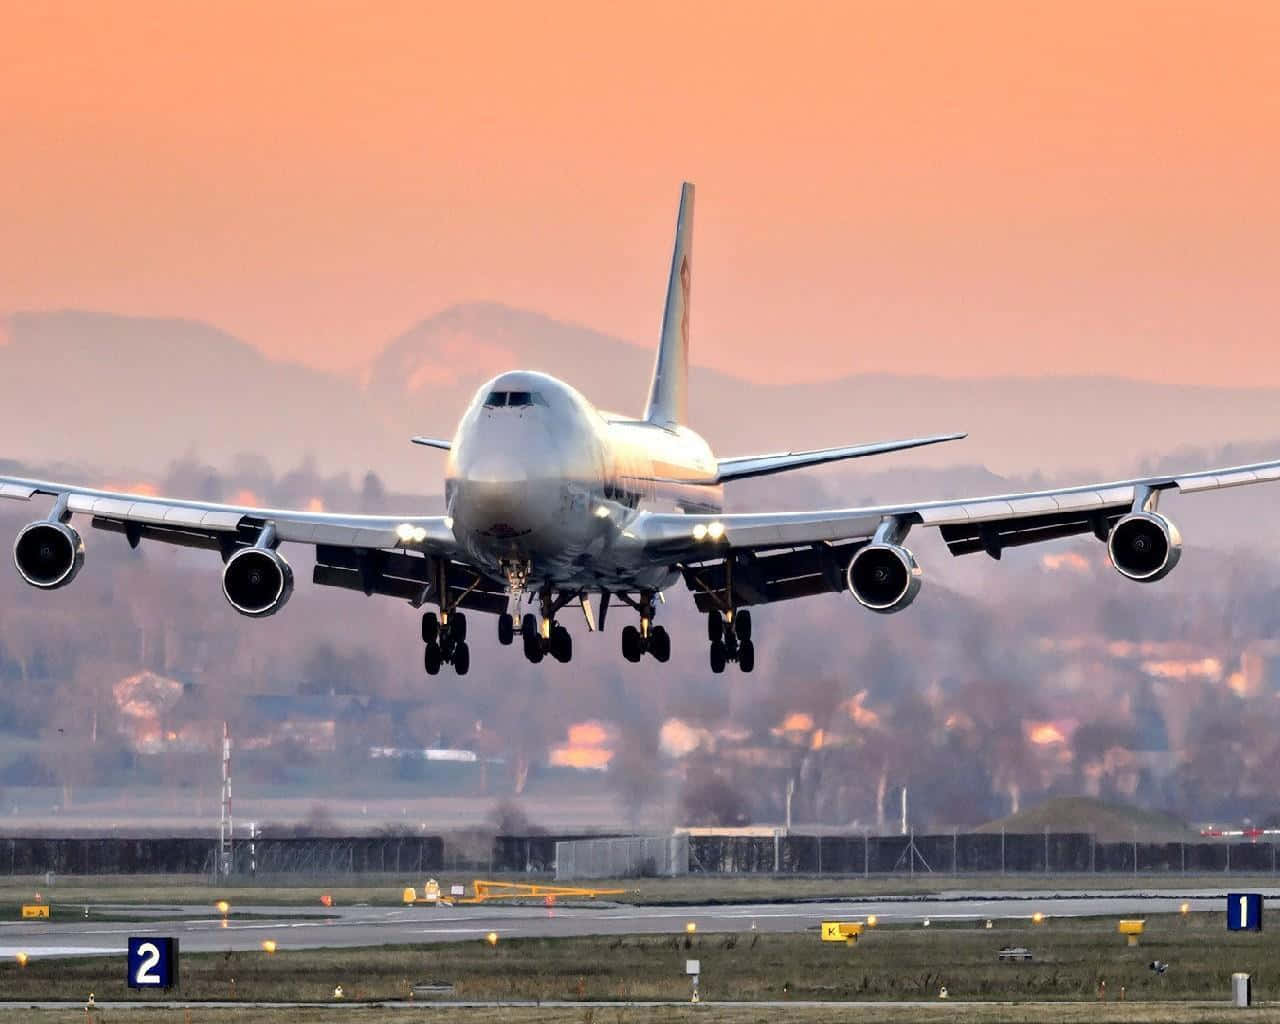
[13,521,85,590]
[847,542,922,613]
[222,546,294,617]
[1107,511,1182,582]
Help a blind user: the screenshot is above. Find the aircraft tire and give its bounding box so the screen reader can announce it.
[454,642,470,676]
[521,613,538,641]
[551,625,572,663]
[707,611,723,643]
[498,613,514,645]
[621,625,643,663]
[735,609,752,642]
[650,625,671,663]
[523,632,544,664]
[709,640,726,674]
[424,642,442,675]
[738,639,755,673]
[421,612,439,645]
[451,612,467,643]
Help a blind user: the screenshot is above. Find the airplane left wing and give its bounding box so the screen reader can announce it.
[0,474,492,613]
[628,458,1280,613]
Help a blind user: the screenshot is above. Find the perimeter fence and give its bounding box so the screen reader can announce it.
[1,830,1277,879]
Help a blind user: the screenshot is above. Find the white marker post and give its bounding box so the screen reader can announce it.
[686,959,700,1003]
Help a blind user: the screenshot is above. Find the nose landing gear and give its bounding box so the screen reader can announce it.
[518,591,574,664]
[422,611,470,676]
[707,609,753,673]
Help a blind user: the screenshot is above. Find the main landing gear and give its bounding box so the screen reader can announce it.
[619,592,671,665]
[707,609,753,673]
[422,611,470,676]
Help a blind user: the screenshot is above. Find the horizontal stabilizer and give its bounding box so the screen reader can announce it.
[410,437,452,451]
[716,432,966,483]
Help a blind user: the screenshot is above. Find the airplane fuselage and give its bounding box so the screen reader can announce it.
[445,371,722,592]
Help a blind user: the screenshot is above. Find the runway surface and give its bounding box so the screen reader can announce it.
[0,886,1274,959]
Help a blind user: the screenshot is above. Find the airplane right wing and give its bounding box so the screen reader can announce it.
[627,457,1280,613]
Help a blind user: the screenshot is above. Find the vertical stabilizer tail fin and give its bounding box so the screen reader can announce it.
[644,182,693,427]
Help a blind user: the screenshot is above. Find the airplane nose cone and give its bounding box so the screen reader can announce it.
[452,446,559,542]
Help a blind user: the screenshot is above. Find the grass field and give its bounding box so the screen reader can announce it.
[0,913,1269,1005]
[0,870,1270,911]
[9,1007,1280,1024]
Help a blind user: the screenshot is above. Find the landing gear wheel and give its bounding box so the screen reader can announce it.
[498,613,514,646]
[523,632,544,664]
[707,612,723,643]
[424,642,442,675]
[738,639,755,673]
[421,612,439,645]
[450,612,467,643]
[550,624,573,663]
[734,610,752,642]
[521,613,538,641]
[709,640,726,674]
[453,642,470,676]
[621,625,643,663]
[650,625,671,663]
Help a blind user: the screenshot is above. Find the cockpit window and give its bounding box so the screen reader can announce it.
[483,390,548,409]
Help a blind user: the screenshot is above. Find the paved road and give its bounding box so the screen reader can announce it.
[0,888,1273,958]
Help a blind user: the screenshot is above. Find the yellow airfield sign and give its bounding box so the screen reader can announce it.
[821,921,862,942]
[20,905,49,919]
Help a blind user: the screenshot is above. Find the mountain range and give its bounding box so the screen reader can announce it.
[5,304,1280,502]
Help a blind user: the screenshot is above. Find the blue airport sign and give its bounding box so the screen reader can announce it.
[1227,893,1263,932]
[127,936,179,989]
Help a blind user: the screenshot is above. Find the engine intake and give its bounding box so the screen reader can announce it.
[847,543,921,613]
[222,546,294,617]
[1107,511,1182,582]
[13,521,84,590]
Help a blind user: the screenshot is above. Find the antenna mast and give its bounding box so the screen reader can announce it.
[218,721,233,877]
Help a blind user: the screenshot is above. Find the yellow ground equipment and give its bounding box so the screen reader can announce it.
[460,880,625,904]
[403,878,448,906]
[1117,919,1145,946]
[821,921,864,943]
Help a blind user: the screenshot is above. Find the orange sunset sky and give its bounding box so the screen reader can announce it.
[1,1,1277,386]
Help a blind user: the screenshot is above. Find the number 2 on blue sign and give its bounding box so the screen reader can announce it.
[135,942,162,985]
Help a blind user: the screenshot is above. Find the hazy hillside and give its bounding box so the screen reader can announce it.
[7,305,1280,492]
[979,797,1195,843]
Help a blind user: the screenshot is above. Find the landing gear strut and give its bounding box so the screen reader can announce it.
[707,609,753,673]
[619,592,670,664]
[422,610,470,676]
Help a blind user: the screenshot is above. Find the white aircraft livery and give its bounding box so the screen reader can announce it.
[4,183,1280,675]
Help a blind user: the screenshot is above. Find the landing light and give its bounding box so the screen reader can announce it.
[14,952,27,967]
[443,516,454,530]
[412,527,427,543]
[261,939,277,954]
[706,521,725,540]
[692,523,707,540]
[395,523,415,542]
[594,505,610,519]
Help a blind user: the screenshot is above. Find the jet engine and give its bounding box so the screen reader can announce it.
[222,546,294,617]
[847,542,922,613]
[1107,511,1182,582]
[13,521,85,590]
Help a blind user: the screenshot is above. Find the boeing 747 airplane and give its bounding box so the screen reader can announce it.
[4,184,1279,675]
